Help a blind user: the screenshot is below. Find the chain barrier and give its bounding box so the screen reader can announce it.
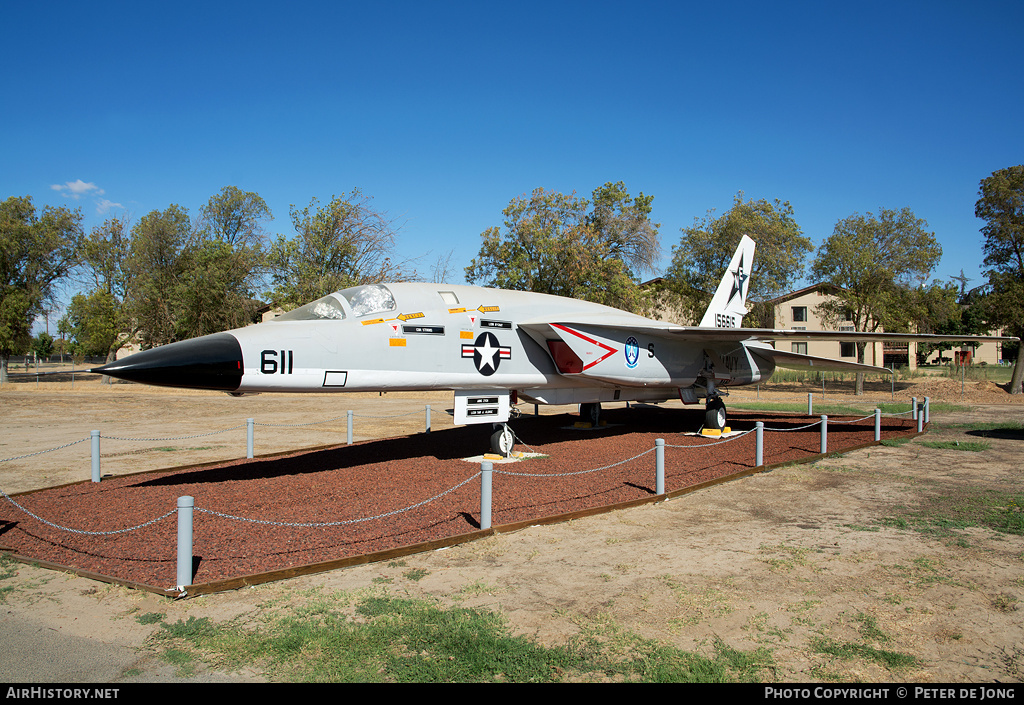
[255,415,349,428]
[496,448,656,479]
[102,425,247,442]
[760,420,823,432]
[0,437,89,464]
[828,413,878,425]
[0,487,175,535]
[195,471,483,528]
[351,410,423,419]
[664,428,756,448]
[1,404,907,543]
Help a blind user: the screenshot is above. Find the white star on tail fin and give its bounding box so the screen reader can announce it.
[699,234,756,328]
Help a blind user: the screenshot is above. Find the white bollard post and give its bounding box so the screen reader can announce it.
[874,408,881,442]
[91,430,101,482]
[425,405,431,434]
[756,422,764,467]
[247,418,254,459]
[655,439,665,494]
[820,415,828,454]
[924,397,930,424]
[912,397,918,420]
[176,496,194,590]
[347,410,353,445]
[808,393,813,416]
[480,461,492,530]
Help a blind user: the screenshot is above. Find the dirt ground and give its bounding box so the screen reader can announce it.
[0,373,1022,683]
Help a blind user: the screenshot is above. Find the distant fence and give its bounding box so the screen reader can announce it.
[0,399,928,595]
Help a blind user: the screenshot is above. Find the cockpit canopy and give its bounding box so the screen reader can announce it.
[271,284,396,322]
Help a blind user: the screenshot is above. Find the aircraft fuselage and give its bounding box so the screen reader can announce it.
[99,282,773,414]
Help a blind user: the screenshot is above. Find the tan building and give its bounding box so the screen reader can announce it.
[765,283,889,366]
[764,283,1006,369]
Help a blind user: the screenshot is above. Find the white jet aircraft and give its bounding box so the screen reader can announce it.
[94,235,1016,454]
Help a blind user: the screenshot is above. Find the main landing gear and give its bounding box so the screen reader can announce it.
[579,402,601,427]
[705,397,727,431]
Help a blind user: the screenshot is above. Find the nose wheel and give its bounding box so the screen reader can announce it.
[491,424,515,457]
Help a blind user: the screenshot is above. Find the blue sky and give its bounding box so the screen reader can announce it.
[3,0,1022,329]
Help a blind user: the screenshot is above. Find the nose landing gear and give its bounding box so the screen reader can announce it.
[490,423,515,457]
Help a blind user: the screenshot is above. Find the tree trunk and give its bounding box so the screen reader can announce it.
[855,341,866,395]
[100,349,117,385]
[1011,346,1024,394]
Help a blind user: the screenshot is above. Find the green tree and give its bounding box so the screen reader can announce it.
[31,331,54,359]
[811,206,942,393]
[78,214,134,370]
[125,204,195,349]
[199,185,272,249]
[586,181,661,279]
[74,188,274,357]
[266,189,403,309]
[975,165,1024,393]
[664,192,811,325]
[898,281,967,365]
[0,195,84,381]
[465,183,660,312]
[63,290,124,359]
[176,187,274,338]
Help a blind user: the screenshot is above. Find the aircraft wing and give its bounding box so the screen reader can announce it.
[518,317,1016,379]
[519,315,1018,346]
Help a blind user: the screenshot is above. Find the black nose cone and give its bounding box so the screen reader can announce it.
[94,332,243,391]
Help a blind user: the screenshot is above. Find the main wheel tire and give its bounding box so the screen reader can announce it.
[579,402,601,427]
[491,425,514,456]
[705,398,727,430]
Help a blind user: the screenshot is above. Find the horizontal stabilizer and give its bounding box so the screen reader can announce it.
[748,345,889,374]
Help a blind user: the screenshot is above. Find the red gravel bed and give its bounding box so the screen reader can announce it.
[0,407,915,590]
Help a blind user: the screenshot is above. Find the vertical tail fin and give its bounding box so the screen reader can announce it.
[699,234,755,328]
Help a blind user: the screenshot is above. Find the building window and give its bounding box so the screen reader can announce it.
[792,342,807,355]
[840,342,856,358]
[792,306,807,323]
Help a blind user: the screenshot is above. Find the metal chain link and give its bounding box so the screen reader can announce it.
[0,488,175,535]
[351,410,423,419]
[195,472,482,527]
[0,437,90,464]
[665,428,756,447]
[761,421,822,432]
[102,425,246,442]
[496,447,656,478]
[1,404,899,539]
[255,415,349,428]
[829,413,878,424]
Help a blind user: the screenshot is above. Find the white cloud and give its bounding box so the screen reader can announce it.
[95,198,124,215]
[50,179,104,199]
[50,179,123,215]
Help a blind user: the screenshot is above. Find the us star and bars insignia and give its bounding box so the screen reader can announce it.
[462,331,511,376]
